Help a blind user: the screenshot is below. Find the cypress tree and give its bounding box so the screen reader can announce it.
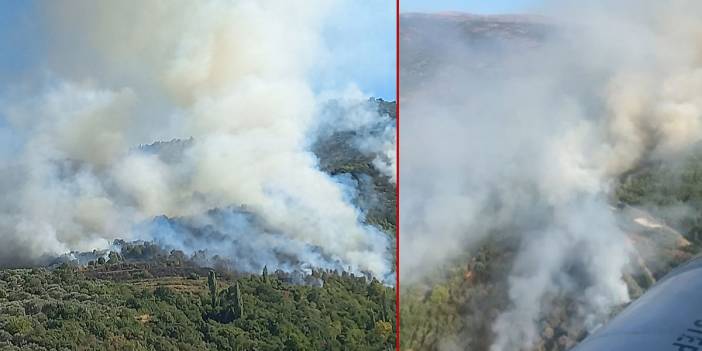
[208,270,217,308]
[382,289,389,321]
[235,281,244,319]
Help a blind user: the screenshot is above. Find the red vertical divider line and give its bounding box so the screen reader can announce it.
[395,0,400,349]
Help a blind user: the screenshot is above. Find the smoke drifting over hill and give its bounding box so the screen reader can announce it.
[400,0,702,349]
[0,1,395,281]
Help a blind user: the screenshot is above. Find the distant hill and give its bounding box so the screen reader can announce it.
[400,13,552,96]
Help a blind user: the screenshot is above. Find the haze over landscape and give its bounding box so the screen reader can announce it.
[0,2,397,349]
[400,1,702,350]
[7,0,702,350]
[0,0,396,279]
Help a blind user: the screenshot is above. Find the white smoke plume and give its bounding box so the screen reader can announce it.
[316,86,397,184]
[400,0,702,349]
[0,0,394,280]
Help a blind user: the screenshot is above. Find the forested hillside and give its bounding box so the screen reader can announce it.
[0,265,394,350]
[0,99,397,351]
[399,11,702,351]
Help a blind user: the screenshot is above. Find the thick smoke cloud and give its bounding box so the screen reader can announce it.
[0,1,394,280]
[400,0,702,349]
[315,87,397,184]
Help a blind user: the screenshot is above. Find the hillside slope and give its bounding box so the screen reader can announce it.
[399,12,701,351]
[0,99,397,350]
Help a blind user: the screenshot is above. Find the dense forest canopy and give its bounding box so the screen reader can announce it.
[0,265,395,350]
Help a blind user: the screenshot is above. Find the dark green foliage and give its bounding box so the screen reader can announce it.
[208,270,217,308]
[312,100,397,236]
[235,282,243,320]
[107,251,122,265]
[400,240,523,351]
[0,267,395,350]
[213,282,244,323]
[616,152,702,246]
[4,316,32,335]
[402,149,702,351]
[382,289,389,322]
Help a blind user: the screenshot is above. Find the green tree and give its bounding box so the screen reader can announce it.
[382,289,389,321]
[208,270,218,308]
[4,316,32,335]
[234,281,244,319]
[107,251,121,264]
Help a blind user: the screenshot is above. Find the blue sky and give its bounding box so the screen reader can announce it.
[401,0,540,14]
[0,1,395,101]
[0,1,41,88]
[317,0,396,100]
